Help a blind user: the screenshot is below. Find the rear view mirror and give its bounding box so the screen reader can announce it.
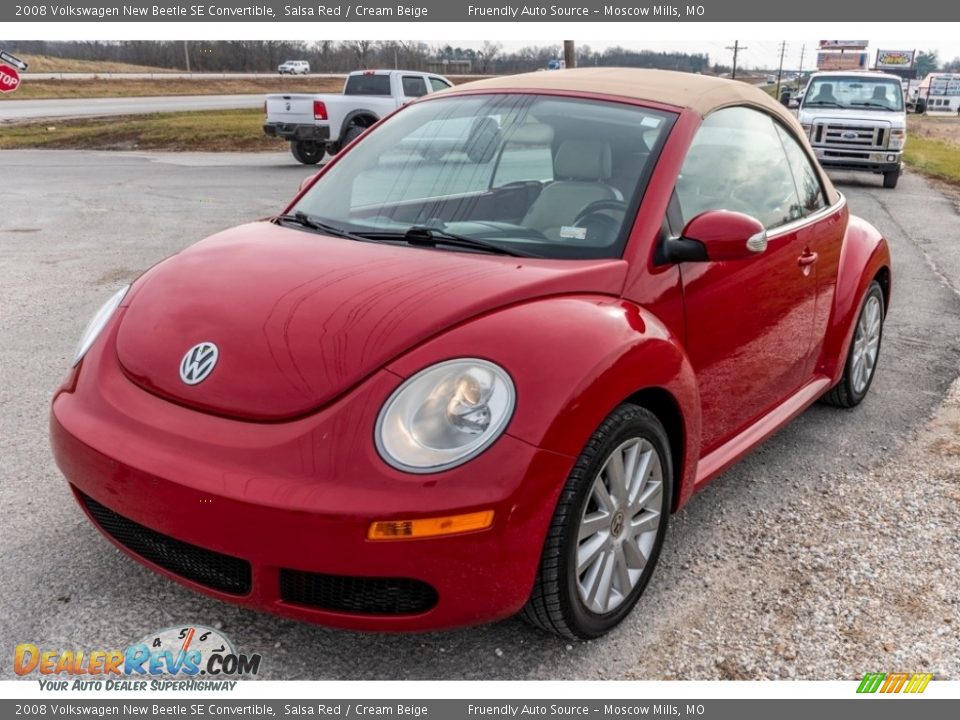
[682,209,767,261]
[660,209,767,263]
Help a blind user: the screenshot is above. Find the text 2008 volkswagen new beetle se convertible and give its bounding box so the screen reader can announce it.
[52,69,891,639]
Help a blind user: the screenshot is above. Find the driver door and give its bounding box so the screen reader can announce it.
[675,107,817,454]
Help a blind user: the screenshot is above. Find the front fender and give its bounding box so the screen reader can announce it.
[818,214,892,383]
[387,295,702,510]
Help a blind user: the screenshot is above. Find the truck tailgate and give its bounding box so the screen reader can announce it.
[265,94,317,124]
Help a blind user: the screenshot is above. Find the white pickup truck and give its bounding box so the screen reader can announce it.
[263,69,454,164]
[797,71,907,189]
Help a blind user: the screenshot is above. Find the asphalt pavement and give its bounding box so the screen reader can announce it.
[0,94,265,122]
[0,151,958,680]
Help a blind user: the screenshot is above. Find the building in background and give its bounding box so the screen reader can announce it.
[917,73,960,114]
[817,40,869,71]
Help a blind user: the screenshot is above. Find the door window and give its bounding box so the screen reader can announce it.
[429,77,453,92]
[775,124,826,216]
[402,76,428,98]
[676,107,802,230]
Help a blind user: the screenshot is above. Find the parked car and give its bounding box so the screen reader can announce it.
[797,70,907,188]
[52,68,891,640]
[263,69,453,164]
[278,60,310,75]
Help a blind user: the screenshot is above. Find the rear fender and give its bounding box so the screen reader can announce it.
[387,295,702,511]
[817,214,892,383]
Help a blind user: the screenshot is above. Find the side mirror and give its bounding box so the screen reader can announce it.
[299,171,320,193]
[664,209,767,263]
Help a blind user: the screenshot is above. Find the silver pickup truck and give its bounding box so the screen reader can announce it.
[263,69,454,164]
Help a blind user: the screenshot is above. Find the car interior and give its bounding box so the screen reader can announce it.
[344,106,669,256]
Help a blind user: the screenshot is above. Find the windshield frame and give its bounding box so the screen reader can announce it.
[286,90,679,261]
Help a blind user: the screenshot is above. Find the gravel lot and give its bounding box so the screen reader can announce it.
[1,151,958,680]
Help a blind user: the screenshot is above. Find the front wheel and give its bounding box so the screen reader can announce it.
[821,280,885,408]
[290,140,323,165]
[883,170,900,189]
[520,404,672,639]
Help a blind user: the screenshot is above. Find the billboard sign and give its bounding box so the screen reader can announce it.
[817,52,869,71]
[819,40,869,50]
[930,75,960,96]
[876,50,915,69]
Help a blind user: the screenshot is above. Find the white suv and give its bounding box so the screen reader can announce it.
[278,60,310,75]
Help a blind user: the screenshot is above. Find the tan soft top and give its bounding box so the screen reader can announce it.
[442,68,839,204]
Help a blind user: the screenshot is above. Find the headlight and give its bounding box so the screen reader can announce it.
[376,359,515,473]
[72,285,129,366]
[889,129,905,150]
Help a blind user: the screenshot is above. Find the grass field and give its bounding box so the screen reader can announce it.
[17,54,177,73]
[0,108,278,152]
[2,74,487,101]
[905,116,960,186]
[2,76,344,101]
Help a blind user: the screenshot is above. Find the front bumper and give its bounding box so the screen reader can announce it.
[262,123,330,142]
[50,321,573,631]
[813,146,902,174]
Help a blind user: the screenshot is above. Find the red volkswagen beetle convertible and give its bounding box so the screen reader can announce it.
[51,69,891,639]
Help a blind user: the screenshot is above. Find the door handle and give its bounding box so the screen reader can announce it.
[798,251,819,267]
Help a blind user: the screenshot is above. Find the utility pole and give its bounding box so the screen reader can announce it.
[797,44,806,89]
[183,41,190,73]
[726,40,747,80]
[563,40,576,70]
[775,41,787,97]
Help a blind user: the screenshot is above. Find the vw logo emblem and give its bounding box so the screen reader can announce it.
[179,342,219,386]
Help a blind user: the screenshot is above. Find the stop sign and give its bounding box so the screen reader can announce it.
[0,63,21,94]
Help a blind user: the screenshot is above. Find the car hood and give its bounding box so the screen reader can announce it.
[798,106,905,127]
[115,221,626,421]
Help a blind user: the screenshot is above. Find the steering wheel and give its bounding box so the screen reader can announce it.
[573,199,628,225]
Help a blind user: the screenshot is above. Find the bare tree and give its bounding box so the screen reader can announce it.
[476,41,502,74]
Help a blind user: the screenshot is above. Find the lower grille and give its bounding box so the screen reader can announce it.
[280,569,438,615]
[78,490,252,596]
[814,122,886,150]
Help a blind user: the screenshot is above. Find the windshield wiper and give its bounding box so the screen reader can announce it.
[851,101,894,109]
[804,101,844,107]
[275,211,373,243]
[358,226,541,258]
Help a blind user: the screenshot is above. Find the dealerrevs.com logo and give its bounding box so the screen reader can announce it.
[14,625,261,691]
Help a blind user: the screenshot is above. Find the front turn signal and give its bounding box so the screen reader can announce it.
[368,510,494,541]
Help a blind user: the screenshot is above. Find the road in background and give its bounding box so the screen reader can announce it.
[24,72,347,81]
[0,151,958,680]
[0,94,265,121]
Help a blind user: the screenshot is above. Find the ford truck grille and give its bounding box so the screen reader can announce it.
[813,123,887,150]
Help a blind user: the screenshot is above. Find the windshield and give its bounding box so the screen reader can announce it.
[803,76,904,111]
[291,94,676,259]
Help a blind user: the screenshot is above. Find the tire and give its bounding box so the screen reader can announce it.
[883,170,900,189]
[325,142,341,157]
[341,123,366,147]
[520,404,673,640]
[290,140,323,165]
[821,280,885,408]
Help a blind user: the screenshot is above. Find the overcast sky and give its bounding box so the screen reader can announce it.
[462,39,960,70]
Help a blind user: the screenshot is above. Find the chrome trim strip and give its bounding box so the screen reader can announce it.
[767,192,847,240]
